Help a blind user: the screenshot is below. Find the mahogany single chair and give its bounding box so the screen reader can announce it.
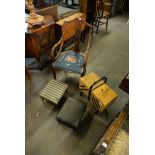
[50,18,93,79]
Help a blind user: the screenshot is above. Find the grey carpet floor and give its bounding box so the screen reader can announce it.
[25,13,129,155]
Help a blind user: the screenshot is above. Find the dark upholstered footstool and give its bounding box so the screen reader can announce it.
[56,97,87,129]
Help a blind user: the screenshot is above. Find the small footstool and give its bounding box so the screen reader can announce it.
[39,80,68,106]
[56,97,87,129]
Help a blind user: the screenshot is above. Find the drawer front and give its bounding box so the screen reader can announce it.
[25,34,37,57]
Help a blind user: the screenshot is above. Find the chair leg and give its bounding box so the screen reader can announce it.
[80,31,85,42]
[93,20,97,34]
[81,68,86,77]
[96,17,101,34]
[106,16,109,31]
[36,57,43,70]
[51,64,56,79]
[94,18,97,27]
[95,18,99,34]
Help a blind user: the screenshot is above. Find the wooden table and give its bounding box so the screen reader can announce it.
[25,14,56,70]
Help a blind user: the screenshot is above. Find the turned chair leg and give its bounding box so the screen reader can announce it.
[81,68,86,77]
[106,16,109,31]
[36,57,43,70]
[51,65,56,79]
[96,17,101,34]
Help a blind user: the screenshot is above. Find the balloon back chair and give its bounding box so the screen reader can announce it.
[50,17,93,79]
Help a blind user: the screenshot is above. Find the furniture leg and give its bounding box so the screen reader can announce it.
[105,108,108,115]
[106,16,109,31]
[41,97,46,103]
[80,31,85,42]
[51,64,56,79]
[25,65,32,80]
[65,0,68,5]
[95,109,99,114]
[93,18,98,34]
[95,18,98,33]
[96,17,100,34]
[36,57,43,70]
[81,68,86,77]
[80,92,83,96]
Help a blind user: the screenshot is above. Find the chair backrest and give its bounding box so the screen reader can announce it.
[61,17,86,52]
[95,0,104,17]
[61,17,86,42]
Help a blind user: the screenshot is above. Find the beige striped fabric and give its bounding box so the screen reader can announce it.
[39,80,68,105]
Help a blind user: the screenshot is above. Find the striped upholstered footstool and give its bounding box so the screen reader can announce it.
[39,80,68,106]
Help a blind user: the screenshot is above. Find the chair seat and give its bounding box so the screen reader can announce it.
[53,51,84,74]
[103,11,110,17]
[56,97,87,129]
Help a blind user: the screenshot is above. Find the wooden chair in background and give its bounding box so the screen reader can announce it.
[94,0,112,33]
[50,17,93,79]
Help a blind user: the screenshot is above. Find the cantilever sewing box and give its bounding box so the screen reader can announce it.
[79,72,118,112]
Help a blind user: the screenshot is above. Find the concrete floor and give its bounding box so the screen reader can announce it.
[25,13,129,155]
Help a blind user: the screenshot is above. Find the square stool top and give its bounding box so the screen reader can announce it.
[39,80,68,106]
[56,97,87,129]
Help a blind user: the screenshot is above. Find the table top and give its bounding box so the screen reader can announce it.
[56,12,86,26]
[25,14,55,34]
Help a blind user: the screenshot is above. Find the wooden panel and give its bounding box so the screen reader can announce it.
[56,12,86,26]
[33,24,55,55]
[56,13,86,42]
[92,104,129,155]
[36,5,59,21]
[80,0,88,13]
[80,0,96,24]
[80,0,96,13]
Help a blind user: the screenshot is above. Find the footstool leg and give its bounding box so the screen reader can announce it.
[105,109,108,116]
[41,97,46,103]
[80,92,83,96]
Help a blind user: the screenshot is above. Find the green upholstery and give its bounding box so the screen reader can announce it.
[56,97,87,129]
[39,80,68,106]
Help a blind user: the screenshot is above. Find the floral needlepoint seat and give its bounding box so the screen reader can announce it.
[54,51,84,74]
